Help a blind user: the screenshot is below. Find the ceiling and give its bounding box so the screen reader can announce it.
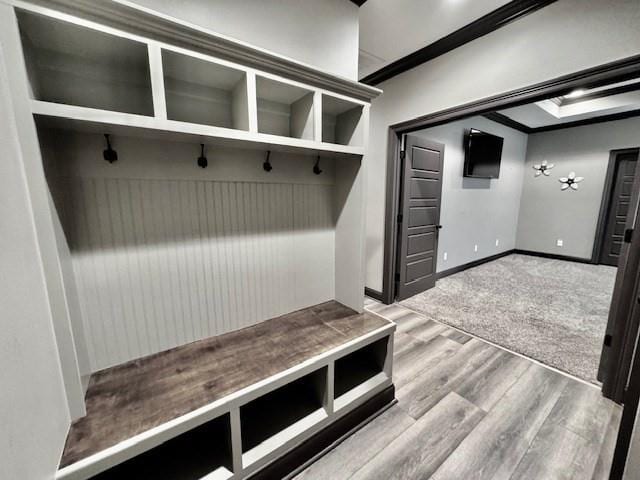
[495,78,640,130]
[358,0,512,79]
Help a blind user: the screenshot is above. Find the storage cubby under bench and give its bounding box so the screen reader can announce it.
[58,301,395,480]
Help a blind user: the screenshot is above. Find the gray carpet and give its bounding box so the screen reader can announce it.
[400,254,616,384]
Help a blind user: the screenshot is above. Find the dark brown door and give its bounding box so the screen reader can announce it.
[599,151,639,266]
[395,135,444,301]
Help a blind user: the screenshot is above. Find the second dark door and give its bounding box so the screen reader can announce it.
[395,135,444,301]
[599,150,639,266]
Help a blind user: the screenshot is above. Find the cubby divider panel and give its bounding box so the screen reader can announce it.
[334,337,388,399]
[162,49,249,130]
[240,367,327,461]
[17,10,154,116]
[256,76,315,140]
[91,413,234,480]
[322,94,364,147]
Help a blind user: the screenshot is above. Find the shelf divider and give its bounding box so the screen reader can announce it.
[246,72,259,133]
[230,408,243,476]
[148,43,168,120]
[326,362,335,414]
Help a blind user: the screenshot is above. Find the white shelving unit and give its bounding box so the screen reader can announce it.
[2,1,387,479]
[16,7,372,157]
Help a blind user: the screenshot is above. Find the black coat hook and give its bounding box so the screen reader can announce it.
[197,144,208,168]
[313,155,322,175]
[103,134,117,163]
[263,150,273,172]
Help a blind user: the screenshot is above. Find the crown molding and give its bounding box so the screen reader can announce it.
[361,0,557,86]
[484,108,640,134]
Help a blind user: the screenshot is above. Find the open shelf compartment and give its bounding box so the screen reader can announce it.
[256,76,315,140]
[162,49,250,130]
[322,94,364,147]
[16,10,154,116]
[334,336,389,409]
[240,367,328,467]
[91,414,234,480]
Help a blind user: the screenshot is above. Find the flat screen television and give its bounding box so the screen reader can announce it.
[463,128,504,178]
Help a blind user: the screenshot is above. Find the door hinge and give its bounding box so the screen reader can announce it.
[624,228,634,243]
[604,334,613,347]
[400,150,405,161]
[397,213,403,224]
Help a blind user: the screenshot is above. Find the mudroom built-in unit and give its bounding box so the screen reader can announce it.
[1,1,393,479]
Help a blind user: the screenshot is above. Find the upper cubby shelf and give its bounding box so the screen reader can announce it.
[322,94,365,147]
[256,76,314,140]
[16,4,380,158]
[162,49,250,131]
[17,10,154,116]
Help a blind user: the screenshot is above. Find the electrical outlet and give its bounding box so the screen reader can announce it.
[443,252,448,261]
[495,239,499,247]
[474,244,478,252]
[556,239,563,247]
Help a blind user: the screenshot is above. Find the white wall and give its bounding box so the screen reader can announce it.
[0,44,70,480]
[414,116,526,272]
[365,0,640,291]
[128,0,360,80]
[517,117,640,259]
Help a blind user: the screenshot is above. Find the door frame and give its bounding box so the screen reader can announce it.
[377,54,640,305]
[592,148,640,264]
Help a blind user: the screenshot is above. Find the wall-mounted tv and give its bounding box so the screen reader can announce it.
[463,128,504,178]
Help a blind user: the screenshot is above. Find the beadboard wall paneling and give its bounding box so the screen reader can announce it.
[59,177,335,371]
[45,131,338,372]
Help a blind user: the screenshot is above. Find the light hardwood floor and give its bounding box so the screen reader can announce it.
[296,299,622,480]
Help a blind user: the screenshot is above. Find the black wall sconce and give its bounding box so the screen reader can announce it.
[103,134,117,163]
[313,155,322,175]
[197,144,208,168]
[263,151,273,172]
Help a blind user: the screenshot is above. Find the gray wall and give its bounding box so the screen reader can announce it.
[517,117,640,259]
[365,0,640,291]
[128,0,359,79]
[414,116,527,272]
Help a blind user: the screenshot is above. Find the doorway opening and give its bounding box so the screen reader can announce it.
[372,56,640,479]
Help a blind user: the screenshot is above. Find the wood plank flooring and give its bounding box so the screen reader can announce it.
[60,301,390,467]
[296,300,621,480]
